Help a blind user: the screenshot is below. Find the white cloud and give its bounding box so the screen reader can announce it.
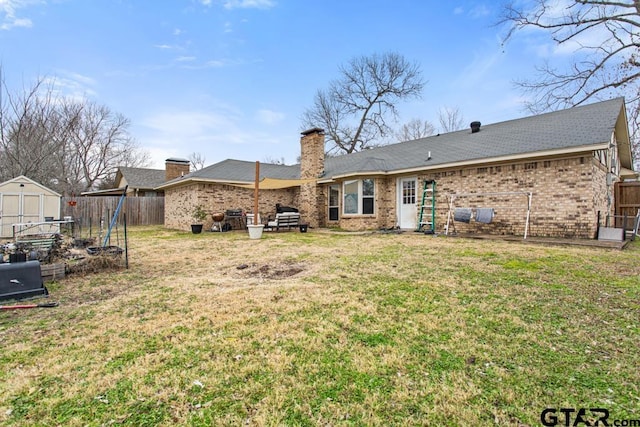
[196,0,275,10]
[453,49,502,89]
[223,0,276,10]
[551,24,614,56]
[1,16,30,29]
[256,109,285,125]
[511,0,628,59]
[177,58,239,69]
[469,5,490,19]
[0,0,36,30]
[138,107,291,168]
[204,59,229,68]
[42,72,98,101]
[142,110,238,140]
[452,4,489,19]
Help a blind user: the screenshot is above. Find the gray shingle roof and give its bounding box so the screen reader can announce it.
[323,97,625,177]
[161,97,627,186]
[119,167,166,189]
[184,159,301,181]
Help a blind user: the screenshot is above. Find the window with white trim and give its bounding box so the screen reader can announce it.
[343,179,375,215]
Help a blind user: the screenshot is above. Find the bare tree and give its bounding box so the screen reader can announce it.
[59,100,148,195]
[263,155,286,165]
[501,0,640,166]
[0,74,64,186]
[188,152,206,170]
[395,118,435,141]
[0,71,149,195]
[302,52,425,154]
[438,106,465,133]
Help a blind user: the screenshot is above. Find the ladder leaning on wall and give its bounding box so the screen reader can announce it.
[416,180,436,233]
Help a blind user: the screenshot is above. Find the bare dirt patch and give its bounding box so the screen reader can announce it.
[235,260,306,280]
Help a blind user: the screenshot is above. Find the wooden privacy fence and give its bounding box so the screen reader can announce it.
[60,197,165,232]
[614,181,640,230]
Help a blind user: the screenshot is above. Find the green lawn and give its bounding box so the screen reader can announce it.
[1,227,638,426]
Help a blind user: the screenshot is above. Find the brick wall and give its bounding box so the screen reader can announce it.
[165,153,612,237]
[418,156,607,238]
[321,155,610,238]
[165,182,298,231]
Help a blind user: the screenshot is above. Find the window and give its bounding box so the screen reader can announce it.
[343,179,375,215]
[402,180,415,205]
[329,185,340,221]
[362,179,374,214]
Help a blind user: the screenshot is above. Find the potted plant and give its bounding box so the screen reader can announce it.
[191,205,208,234]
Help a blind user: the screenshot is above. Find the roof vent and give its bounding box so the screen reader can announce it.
[470,121,481,133]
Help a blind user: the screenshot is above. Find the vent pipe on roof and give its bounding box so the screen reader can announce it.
[470,121,481,133]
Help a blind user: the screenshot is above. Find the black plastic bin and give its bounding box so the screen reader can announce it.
[9,253,27,263]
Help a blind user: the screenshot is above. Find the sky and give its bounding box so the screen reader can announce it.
[0,0,574,169]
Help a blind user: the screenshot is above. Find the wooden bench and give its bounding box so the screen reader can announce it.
[266,212,300,231]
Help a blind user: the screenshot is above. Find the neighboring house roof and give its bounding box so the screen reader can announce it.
[156,97,634,189]
[81,167,167,196]
[117,167,166,190]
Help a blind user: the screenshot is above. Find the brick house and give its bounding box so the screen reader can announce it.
[82,158,190,197]
[158,97,636,238]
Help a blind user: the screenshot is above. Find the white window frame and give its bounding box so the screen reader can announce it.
[343,179,375,215]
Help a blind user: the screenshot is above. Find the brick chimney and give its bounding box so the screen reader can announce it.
[299,128,325,228]
[300,127,325,179]
[165,158,191,181]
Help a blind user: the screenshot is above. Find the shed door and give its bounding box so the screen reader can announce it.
[0,193,43,238]
[1,194,21,237]
[23,194,41,223]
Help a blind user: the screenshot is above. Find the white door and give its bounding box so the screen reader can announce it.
[397,177,417,229]
[0,193,44,237]
[0,194,21,237]
[23,194,41,223]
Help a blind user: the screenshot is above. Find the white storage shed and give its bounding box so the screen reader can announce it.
[0,176,62,238]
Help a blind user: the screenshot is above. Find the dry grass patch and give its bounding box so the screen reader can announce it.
[1,226,638,426]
